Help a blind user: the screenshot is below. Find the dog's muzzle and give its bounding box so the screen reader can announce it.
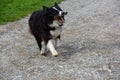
[54,15,64,26]
[59,24,63,26]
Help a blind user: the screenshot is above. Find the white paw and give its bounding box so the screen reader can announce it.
[40,49,45,55]
[47,40,58,57]
[52,51,58,57]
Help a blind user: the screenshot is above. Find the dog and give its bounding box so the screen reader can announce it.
[29,3,67,56]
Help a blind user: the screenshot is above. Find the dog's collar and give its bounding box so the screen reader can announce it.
[52,7,64,16]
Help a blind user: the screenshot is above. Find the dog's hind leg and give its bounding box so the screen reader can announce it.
[47,39,58,57]
[34,35,46,55]
[40,41,46,55]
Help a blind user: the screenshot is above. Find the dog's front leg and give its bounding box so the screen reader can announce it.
[55,38,61,48]
[54,35,61,48]
[47,40,58,56]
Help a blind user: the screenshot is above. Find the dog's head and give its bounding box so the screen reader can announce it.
[43,3,67,26]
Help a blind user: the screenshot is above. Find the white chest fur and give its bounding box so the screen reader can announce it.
[49,21,62,39]
[50,26,62,39]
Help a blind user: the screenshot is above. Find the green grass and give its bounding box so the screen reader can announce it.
[0,0,62,24]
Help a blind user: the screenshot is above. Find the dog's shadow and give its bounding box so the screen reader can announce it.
[56,44,78,61]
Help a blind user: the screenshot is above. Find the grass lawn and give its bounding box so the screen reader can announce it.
[0,0,62,24]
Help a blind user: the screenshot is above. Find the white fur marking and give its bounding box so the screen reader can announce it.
[59,11,63,16]
[49,21,62,39]
[52,7,60,12]
[52,7,63,16]
[49,21,59,27]
[40,41,46,55]
[47,40,58,56]
[50,27,62,39]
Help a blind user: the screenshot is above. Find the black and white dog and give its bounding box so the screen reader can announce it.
[29,3,67,56]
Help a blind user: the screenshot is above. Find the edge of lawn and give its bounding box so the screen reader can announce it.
[0,0,62,25]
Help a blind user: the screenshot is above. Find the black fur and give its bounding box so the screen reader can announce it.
[29,3,67,52]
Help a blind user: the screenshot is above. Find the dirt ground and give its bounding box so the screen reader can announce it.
[0,0,120,80]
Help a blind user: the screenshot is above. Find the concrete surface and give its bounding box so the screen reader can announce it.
[0,0,120,80]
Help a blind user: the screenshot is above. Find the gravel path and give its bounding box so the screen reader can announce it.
[0,0,120,80]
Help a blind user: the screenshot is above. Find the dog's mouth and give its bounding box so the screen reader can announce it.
[59,24,63,26]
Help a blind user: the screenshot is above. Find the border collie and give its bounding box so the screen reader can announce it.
[29,3,67,56]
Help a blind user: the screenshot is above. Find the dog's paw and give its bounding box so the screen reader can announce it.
[40,49,46,55]
[52,51,58,57]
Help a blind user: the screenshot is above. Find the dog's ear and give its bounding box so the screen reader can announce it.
[54,2,58,6]
[43,6,49,12]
